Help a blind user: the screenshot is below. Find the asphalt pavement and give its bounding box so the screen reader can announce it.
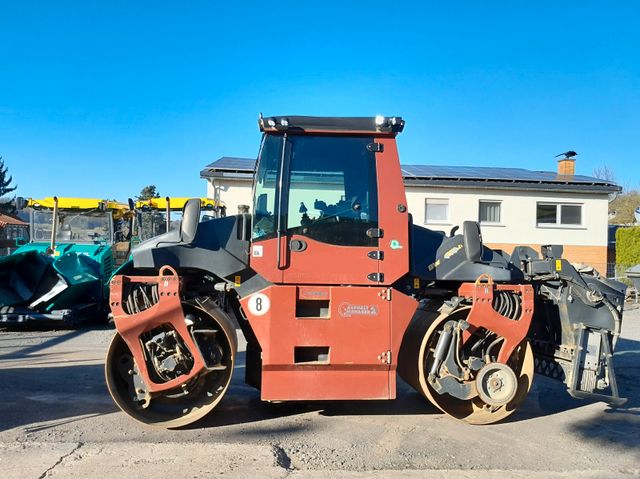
[1,306,639,478]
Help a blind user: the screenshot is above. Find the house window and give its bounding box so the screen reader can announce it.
[425,198,449,224]
[536,203,582,226]
[479,200,501,224]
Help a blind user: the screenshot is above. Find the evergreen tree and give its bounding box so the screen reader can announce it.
[137,185,160,201]
[136,185,161,240]
[0,156,18,215]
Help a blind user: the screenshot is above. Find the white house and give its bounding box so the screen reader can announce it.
[200,157,619,273]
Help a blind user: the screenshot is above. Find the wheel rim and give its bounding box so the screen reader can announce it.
[475,362,519,406]
[418,307,534,425]
[105,302,235,428]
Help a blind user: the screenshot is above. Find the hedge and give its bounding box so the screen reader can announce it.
[616,226,640,267]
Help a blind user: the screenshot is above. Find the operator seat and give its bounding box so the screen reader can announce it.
[181,198,201,244]
[59,225,72,241]
[410,219,520,282]
[462,221,483,262]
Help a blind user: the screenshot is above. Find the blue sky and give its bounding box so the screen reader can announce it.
[1,1,639,200]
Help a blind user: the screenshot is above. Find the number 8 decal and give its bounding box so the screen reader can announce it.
[248,293,270,316]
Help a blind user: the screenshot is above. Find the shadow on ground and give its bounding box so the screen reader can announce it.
[567,336,640,450]
[0,326,116,432]
[0,329,90,360]
[184,351,440,431]
[0,363,118,432]
[0,320,113,333]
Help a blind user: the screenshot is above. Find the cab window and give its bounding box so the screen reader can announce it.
[286,135,378,247]
[252,135,282,240]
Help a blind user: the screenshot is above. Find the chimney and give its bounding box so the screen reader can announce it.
[558,158,575,176]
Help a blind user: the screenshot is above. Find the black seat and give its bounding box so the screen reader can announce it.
[463,221,483,263]
[181,199,201,243]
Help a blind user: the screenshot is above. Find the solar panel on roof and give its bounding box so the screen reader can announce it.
[204,157,256,171]
[401,164,605,184]
[205,157,614,187]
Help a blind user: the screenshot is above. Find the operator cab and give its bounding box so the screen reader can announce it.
[252,133,379,246]
[249,116,409,285]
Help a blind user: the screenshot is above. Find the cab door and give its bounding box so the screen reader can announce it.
[280,134,380,285]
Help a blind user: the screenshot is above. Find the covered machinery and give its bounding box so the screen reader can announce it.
[0,197,131,326]
[105,116,626,427]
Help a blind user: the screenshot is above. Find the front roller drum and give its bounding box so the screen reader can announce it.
[106,266,236,427]
[106,300,236,428]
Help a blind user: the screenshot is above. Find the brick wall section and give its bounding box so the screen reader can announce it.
[557,159,576,176]
[486,243,608,272]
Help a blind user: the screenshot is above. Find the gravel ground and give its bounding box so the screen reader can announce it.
[1,305,639,478]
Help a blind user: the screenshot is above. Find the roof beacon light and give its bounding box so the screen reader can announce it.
[280,118,289,127]
[375,115,385,126]
[267,118,276,127]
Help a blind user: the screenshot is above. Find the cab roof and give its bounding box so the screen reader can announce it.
[258,115,405,135]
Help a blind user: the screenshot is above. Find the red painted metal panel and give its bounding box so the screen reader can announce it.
[375,137,410,285]
[262,369,390,401]
[249,235,377,285]
[241,285,392,400]
[297,285,331,300]
[248,238,283,284]
[389,289,419,398]
[282,235,376,285]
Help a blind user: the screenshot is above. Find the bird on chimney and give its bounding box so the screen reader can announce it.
[555,151,578,159]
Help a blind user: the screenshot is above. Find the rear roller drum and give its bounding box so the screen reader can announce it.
[416,307,534,425]
[105,301,236,428]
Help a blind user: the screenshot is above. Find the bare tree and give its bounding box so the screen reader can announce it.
[593,164,617,183]
[592,165,640,224]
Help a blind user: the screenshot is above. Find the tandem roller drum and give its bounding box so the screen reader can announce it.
[398,303,534,425]
[106,300,237,428]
